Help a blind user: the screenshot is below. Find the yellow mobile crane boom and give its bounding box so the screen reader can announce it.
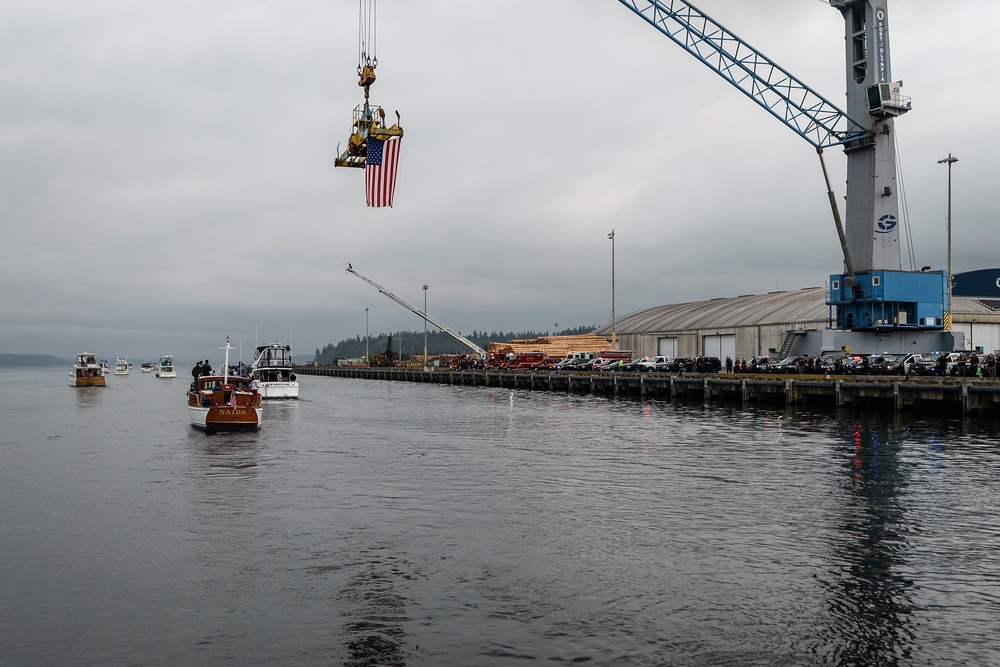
[346,265,488,360]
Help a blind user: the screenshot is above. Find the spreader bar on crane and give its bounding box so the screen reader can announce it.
[346,265,488,360]
[617,0,871,149]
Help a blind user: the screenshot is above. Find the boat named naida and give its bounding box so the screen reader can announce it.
[249,342,299,399]
[187,338,263,432]
[70,352,106,387]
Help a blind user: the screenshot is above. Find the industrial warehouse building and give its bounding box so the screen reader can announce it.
[593,271,1000,362]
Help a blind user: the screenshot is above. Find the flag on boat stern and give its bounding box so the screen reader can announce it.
[365,136,401,208]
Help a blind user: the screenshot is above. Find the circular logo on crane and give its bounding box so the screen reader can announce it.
[875,214,897,233]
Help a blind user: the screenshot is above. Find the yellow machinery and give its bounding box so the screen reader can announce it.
[334,0,402,169]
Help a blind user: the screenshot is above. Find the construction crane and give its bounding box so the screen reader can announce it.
[346,265,488,360]
[616,0,947,340]
[334,0,402,169]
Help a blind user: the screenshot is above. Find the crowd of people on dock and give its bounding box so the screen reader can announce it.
[441,350,1000,378]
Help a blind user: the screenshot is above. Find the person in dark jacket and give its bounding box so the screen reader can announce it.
[201,359,213,376]
[191,361,203,391]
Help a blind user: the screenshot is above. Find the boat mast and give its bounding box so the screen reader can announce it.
[220,336,233,383]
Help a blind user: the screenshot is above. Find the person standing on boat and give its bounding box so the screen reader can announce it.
[191,360,203,391]
[250,377,260,402]
[202,359,213,376]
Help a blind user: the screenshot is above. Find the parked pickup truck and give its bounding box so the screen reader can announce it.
[637,355,672,371]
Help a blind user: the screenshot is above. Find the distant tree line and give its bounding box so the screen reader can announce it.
[0,353,70,367]
[312,325,596,365]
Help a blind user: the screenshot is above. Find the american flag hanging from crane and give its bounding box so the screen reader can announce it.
[365,134,401,208]
[333,0,404,207]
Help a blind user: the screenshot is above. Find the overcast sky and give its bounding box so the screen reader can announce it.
[2,0,996,363]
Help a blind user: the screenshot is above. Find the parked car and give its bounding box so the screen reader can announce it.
[915,351,967,376]
[843,354,876,375]
[637,355,672,371]
[560,358,590,371]
[695,356,722,373]
[767,357,802,374]
[618,358,646,372]
[814,355,846,374]
[878,353,926,375]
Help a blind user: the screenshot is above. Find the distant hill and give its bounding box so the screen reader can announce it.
[0,353,71,367]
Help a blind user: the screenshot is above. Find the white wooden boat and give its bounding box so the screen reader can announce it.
[187,338,262,432]
[114,357,129,375]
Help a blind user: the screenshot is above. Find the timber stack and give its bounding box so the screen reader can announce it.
[487,334,611,360]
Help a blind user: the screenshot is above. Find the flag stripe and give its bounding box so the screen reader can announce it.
[366,136,401,208]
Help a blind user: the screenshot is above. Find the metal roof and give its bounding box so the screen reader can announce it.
[594,287,831,335]
[594,288,997,336]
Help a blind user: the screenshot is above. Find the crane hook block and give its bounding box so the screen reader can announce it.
[358,65,376,89]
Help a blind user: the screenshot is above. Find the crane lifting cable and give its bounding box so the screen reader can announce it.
[358,0,377,98]
[334,1,403,207]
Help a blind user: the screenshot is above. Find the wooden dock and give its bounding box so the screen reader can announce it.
[295,367,1000,416]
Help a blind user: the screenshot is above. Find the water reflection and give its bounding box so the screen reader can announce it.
[337,543,414,666]
[73,385,105,411]
[185,428,262,477]
[818,419,916,665]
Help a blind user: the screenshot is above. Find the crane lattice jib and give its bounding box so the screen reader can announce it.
[617,0,871,149]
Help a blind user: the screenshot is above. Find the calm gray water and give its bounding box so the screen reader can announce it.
[1,367,999,666]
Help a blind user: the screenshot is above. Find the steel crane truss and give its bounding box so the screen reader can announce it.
[618,0,872,149]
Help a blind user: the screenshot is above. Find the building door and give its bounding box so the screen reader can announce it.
[657,337,678,357]
[702,334,736,361]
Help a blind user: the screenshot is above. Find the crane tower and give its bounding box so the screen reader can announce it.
[618,0,949,343]
[834,0,908,274]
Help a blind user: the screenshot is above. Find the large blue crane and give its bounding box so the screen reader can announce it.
[616,0,948,340]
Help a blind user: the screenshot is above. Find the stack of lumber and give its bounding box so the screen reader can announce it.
[487,334,611,359]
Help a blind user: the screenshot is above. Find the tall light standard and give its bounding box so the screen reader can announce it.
[365,307,369,366]
[938,153,958,327]
[422,284,429,371]
[608,230,616,349]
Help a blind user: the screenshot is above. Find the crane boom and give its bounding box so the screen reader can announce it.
[346,265,488,360]
[616,0,871,149]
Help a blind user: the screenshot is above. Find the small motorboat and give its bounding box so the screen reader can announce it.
[70,352,107,387]
[156,355,177,378]
[248,342,300,399]
[187,337,262,432]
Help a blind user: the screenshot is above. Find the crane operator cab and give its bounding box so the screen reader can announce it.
[867,80,911,118]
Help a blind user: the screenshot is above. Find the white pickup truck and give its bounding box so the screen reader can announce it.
[636,355,672,371]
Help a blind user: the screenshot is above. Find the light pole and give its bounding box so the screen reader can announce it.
[938,153,958,328]
[608,230,616,349]
[365,307,369,366]
[422,284,429,371]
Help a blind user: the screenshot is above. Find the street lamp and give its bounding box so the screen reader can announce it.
[938,153,958,329]
[365,307,369,366]
[422,284,429,371]
[608,230,616,349]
